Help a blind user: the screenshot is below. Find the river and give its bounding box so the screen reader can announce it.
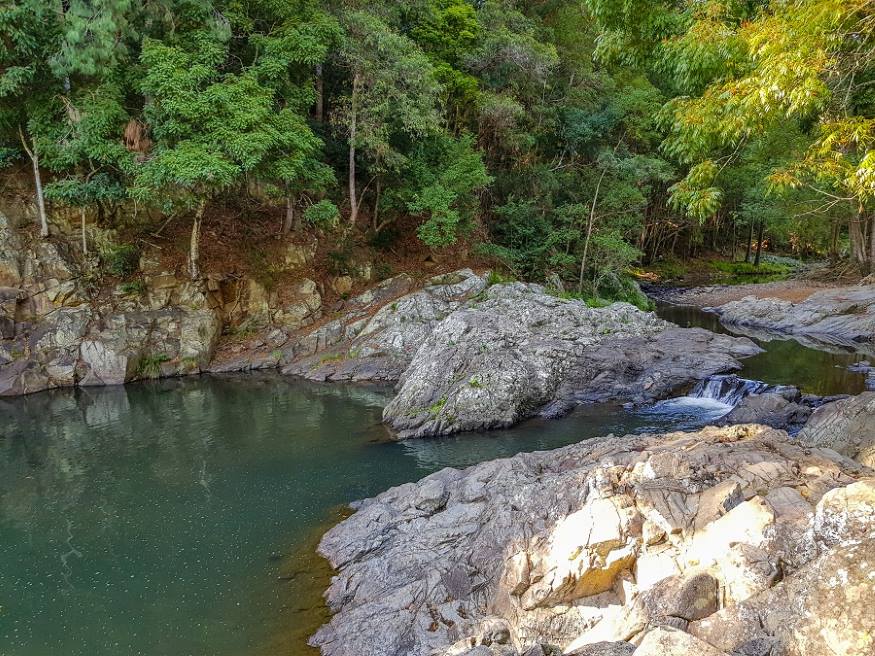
[0,306,869,655]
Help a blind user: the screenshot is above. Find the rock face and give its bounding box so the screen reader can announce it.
[312,424,874,656]
[710,285,875,345]
[0,212,222,395]
[282,270,760,438]
[798,392,875,467]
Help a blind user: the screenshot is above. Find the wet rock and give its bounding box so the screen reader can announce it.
[311,425,873,656]
[718,392,811,432]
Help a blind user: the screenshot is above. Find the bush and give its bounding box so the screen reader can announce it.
[304,200,340,229]
[710,260,793,276]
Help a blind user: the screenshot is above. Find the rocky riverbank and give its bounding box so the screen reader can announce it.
[1,211,762,436]
[281,270,760,438]
[312,423,875,656]
[655,280,875,348]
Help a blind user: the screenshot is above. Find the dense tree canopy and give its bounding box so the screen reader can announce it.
[1,0,872,290]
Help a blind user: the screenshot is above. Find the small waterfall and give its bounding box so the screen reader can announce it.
[689,374,771,406]
[635,373,779,430]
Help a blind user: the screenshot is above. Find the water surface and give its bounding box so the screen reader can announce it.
[0,375,720,656]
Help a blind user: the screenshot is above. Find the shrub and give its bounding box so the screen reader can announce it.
[304,200,340,229]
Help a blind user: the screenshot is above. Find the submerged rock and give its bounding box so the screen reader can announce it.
[311,424,874,656]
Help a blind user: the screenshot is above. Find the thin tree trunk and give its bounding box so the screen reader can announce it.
[372,178,381,232]
[314,64,324,123]
[731,219,736,262]
[830,220,839,262]
[80,207,87,254]
[744,222,753,263]
[189,201,205,281]
[869,213,875,273]
[348,73,360,227]
[850,212,867,265]
[19,126,49,238]
[754,219,764,266]
[578,168,607,294]
[283,196,297,234]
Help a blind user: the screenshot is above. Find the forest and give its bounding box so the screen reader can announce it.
[1,0,873,301]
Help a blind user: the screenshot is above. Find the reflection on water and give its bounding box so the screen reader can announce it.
[0,375,714,656]
[656,304,870,395]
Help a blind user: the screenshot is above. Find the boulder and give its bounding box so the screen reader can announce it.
[718,392,811,432]
[711,285,875,344]
[797,392,875,466]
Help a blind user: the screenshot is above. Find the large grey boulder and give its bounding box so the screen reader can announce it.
[797,392,875,467]
[311,425,873,656]
[384,283,759,438]
[282,270,760,438]
[717,391,812,432]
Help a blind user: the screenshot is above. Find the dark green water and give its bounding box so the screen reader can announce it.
[0,375,716,656]
[0,307,870,655]
[657,304,870,396]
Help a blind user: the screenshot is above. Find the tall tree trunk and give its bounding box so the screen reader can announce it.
[372,178,382,232]
[754,219,765,266]
[314,64,324,123]
[730,219,737,261]
[578,168,607,294]
[189,201,205,281]
[829,220,839,262]
[19,126,49,238]
[348,73,360,227]
[744,221,753,263]
[869,213,875,274]
[80,207,88,254]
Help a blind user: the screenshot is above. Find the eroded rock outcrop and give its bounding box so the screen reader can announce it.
[281,270,760,438]
[710,285,875,345]
[0,213,222,395]
[312,424,874,656]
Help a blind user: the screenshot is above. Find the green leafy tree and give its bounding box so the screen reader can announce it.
[0,1,64,237]
[334,10,443,227]
[132,25,324,279]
